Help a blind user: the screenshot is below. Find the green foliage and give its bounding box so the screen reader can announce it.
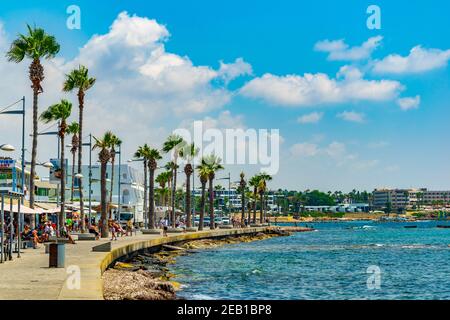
[6,25,60,62]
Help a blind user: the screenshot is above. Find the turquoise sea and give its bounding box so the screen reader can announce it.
[171,221,450,300]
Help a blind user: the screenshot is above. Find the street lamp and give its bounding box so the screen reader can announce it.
[41,161,54,169]
[0,144,15,152]
[217,172,232,215]
[0,97,25,198]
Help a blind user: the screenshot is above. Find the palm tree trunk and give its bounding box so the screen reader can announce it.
[29,87,39,209]
[260,193,264,223]
[253,188,257,223]
[59,131,66,231]
[78,94,85,232]
[185,171,191,228]
[149,168,155,229]
[143,161,148,229]
[199,182,206,231]
[209,178,214,230]
[241,190,245,227]
[100,160,108,238]
[71,150,76,202]
[171,162,177,228]
[109,156,115,219]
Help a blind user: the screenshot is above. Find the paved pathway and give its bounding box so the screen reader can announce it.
[0,227,267,300]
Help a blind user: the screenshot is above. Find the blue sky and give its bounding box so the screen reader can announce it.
[0,1,449,191]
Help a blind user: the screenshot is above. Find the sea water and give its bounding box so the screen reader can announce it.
[170,221,450,300]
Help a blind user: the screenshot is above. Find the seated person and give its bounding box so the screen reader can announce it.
[88,223,100,240]
[21,225,33,241]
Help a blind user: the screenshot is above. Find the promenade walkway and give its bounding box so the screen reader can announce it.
[0,227,267,300]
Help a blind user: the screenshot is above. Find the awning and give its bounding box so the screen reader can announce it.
[42,207,61,214]
[2,204,43,214]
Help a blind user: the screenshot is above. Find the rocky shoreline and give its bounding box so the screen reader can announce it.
[102,231,286,300]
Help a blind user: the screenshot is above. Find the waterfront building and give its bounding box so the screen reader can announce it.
[66,164,145,223]
[372,188,450,210]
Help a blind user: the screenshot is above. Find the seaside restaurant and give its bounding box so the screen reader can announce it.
[0,157,25,262]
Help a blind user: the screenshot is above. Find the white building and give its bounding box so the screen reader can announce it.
[66,164,145,223]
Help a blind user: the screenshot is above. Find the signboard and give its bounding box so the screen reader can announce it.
[0,158,17,191]
[49,158,68,184]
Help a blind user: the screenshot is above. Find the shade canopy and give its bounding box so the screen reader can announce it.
[2,204,43,214]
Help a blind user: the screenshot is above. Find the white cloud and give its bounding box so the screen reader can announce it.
[397,96,420,111]
[240,66,403,107]
[325,141,347,158]
[297,112,323,124]
[373,46,450,74]
[0,12,256,171]
[337,111,365,123]
[290,143,319,157]
[314,36,383,61]
[218,58,253,83]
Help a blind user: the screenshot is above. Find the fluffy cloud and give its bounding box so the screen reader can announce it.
[297,112,323,124]
[240,66,403,107]
[218,58,253,83]
[314,36,383,61]
[337,111,365,123]
[397,96,420,111]
[290,140,378,171]
[373,46,450,74]
[0,12,254,168]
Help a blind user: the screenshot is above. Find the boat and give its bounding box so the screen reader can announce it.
[437,225,450,229]
[404,225,417,229]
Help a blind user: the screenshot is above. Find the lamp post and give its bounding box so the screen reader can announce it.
[34,128,60,206]
[0,97,25,200]
[217,172,231,216]
[117,144,121,220]
[81,134,92,226]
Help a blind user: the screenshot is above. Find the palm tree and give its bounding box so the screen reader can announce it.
[147,148,162,229]
[245,190,254,222]
[156,171,170,206]
[196,161,210,231]
[249,175,261,224]
[163,166,175,210]
[258,172,272,222]
[134,144,151,228]
[201,155,224,230]
[66,122,80,202]
[63,65,96,232]
[257,179,266,223]
[93,131,113,238]
[7,25,60,209]
[108,135,122,219]
[239,172,246,227]
[180,143,199,228]
[40,99,72,231]
[162,134,185,227]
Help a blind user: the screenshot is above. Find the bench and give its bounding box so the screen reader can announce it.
[22,240,34,249]
[77,233,97,241]
[167,228,184,233]
[141,229,162,235]
[218,225,233,229]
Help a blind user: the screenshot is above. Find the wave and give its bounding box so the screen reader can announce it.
[191,293,216,300]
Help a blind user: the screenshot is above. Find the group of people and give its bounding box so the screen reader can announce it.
[108,218,134,241]
[20,221,77,248]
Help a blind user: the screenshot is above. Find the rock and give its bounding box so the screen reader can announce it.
[103,269,176,300]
